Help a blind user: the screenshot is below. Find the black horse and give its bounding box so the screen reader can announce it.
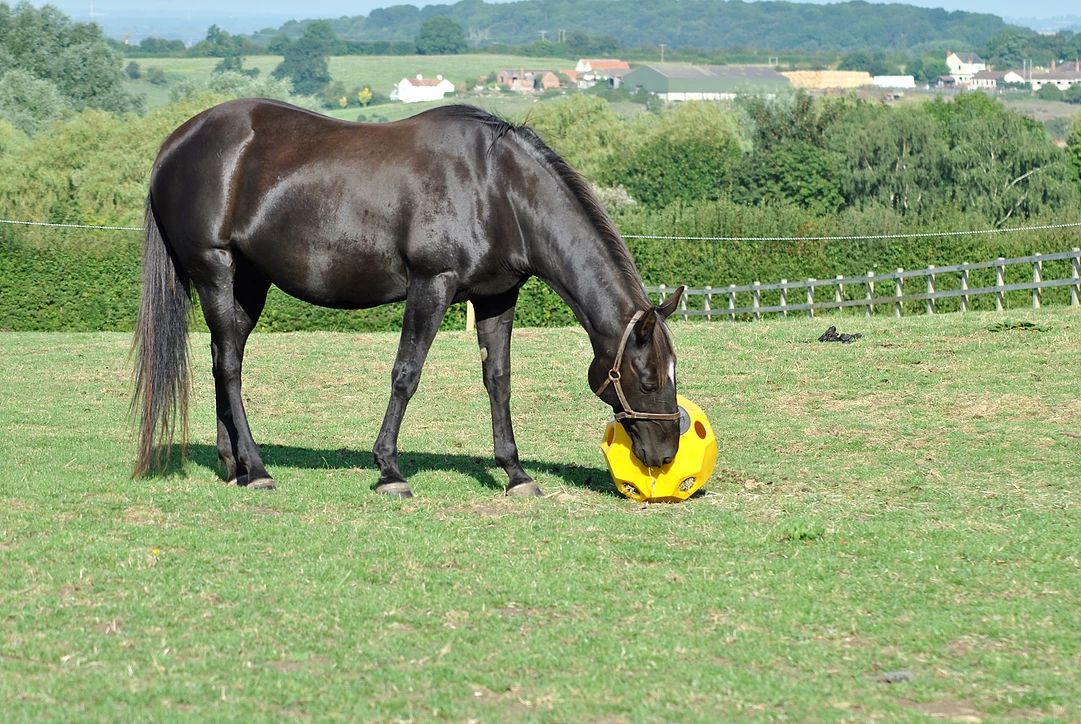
[133,99,685,497]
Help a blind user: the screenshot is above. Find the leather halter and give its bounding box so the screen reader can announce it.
[593,310,681,422]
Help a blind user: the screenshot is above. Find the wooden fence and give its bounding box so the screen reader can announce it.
[646,248,1081,321]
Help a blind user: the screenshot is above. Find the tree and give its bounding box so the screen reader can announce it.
[731,140,844,215]
[271,22,336,96]
[146,67,167,86]
[213,55,258,77]
[137,37,185,55]
[0,69,67,134]
[603,102,743,207]
[415,16,467,55]
[0,3,141,114]
[837,51,896,76]
[1036,84,1064,101]
[1066,85,1081,105]
[527,95,625,180]
[926,93,1078,225]
[125,61,141,80]
[1065,115,1081,194]
[827,104,947,215]
[907,55,949,84]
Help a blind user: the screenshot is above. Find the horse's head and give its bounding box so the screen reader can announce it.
[591,287,685,468]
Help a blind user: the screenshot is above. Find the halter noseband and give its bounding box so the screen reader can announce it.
[593,310,681,422]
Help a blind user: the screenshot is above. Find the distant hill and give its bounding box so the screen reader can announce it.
[267,0,1023,52]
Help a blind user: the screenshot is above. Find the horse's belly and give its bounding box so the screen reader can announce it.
[243,236,409,310]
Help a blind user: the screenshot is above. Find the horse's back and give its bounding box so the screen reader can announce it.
[150,99,531,309]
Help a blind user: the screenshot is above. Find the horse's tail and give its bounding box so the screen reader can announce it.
[132,194,192,477]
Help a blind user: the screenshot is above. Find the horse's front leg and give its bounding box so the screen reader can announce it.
[373,272,457,498]
[474,290,542,497]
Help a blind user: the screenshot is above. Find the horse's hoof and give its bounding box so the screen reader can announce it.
[506,482,544,497]
[246,477,277,490]
[376,482,414,498]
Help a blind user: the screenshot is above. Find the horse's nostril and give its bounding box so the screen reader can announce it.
[662,455,674,466]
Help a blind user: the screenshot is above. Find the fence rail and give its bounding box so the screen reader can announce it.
[646,248,1081,321]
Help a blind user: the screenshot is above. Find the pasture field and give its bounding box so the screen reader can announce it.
[1,309,1080,719]
[122,53,578,112]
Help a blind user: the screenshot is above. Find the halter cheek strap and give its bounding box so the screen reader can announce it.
[593,310,681,422]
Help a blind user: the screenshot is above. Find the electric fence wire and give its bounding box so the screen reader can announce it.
[3,217,1081,241]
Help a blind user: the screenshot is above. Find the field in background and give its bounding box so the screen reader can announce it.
[2,309,1079,719]
[121,53,1080,135]
[123,53,579,115]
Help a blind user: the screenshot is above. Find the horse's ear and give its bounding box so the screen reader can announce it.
[634,307,658,343]
[656,285,686,320]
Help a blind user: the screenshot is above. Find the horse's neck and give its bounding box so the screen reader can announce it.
[530,216,648,353]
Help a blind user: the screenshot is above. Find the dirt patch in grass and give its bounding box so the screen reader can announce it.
[264,655,334,673]
[121,505,165,526]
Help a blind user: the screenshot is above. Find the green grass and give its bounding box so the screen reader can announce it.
[2,308,1080,719]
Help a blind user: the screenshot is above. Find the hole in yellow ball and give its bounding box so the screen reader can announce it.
[694,420,706,439]
[606,426,615,446]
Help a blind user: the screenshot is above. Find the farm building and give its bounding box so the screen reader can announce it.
[871,75,916,89]
[391,74,455,103]
[623,64,789,101]
[1027,59,1081,91]
[574,58,630,88]
[970,69,1026,90]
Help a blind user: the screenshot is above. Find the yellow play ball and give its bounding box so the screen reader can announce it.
[600,395,717,502]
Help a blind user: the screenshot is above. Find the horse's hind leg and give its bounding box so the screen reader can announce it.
[372,272,457,498]
[194,252,274,489]
[474,290,542,497]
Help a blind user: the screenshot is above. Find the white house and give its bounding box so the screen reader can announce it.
[391,74,454,103]
[945,51,987,85]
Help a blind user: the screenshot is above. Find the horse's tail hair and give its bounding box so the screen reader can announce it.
[131,194,192,477]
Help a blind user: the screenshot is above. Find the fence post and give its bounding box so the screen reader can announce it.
[995,257,1005,312]
[865,271,874,317]
[926,265,936,315]
[680,290,689,321]
[894,269,903,318]
[704,286,713,320]
[1032,253,1042,309]
[728,284,736,322]
[960,264,970,313]
[806,279,815,319]
[780,280,788,318]
[752,282,762,321]
[834,275,843,311]
[1072,248,1080,307]
[658,283,667,307]
[466,301,476,333]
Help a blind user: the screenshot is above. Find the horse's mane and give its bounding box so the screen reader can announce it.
[435,105,645,300]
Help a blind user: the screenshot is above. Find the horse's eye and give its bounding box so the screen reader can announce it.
[640,380,658,393]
